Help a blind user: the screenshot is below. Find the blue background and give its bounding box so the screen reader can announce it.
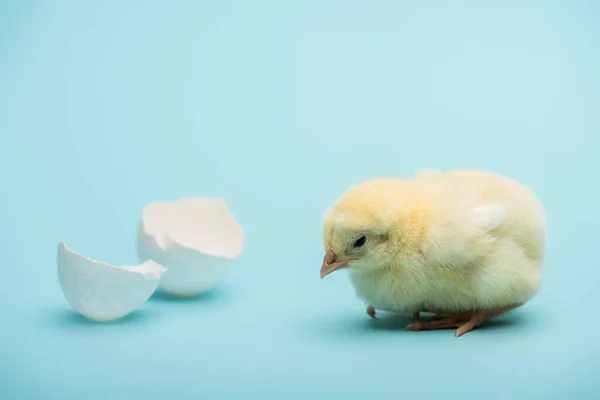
[1,1,599,399]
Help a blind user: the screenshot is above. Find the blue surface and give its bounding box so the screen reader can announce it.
[1,1,599,399]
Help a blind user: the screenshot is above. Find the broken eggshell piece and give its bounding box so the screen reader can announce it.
[57,242,167,321]
[136,198,244,297]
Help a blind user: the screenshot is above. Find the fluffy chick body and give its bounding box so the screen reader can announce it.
[322,169,546,316]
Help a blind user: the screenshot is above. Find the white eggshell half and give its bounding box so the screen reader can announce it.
[57,242,167,321]
[136,197,244,297]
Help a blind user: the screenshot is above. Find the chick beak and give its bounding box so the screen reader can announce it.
[320,248,353,279]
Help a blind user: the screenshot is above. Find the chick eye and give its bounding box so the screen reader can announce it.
[352,235,367,249]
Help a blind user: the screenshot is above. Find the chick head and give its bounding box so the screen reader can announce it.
[320,173,509,281]
[320,177,426,279]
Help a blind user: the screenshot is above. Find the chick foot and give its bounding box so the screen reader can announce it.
[453,304,522,337]
[406,304,522,337]
[405,315,469,333]
[366,305,376,319]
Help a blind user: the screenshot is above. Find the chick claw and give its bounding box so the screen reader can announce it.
[366,305,376,319]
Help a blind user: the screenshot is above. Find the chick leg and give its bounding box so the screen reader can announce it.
[406,304,522,337]
[454,303,522,337]
[405,313,471,332]
[366,305,376,319]
[413,308,449,322]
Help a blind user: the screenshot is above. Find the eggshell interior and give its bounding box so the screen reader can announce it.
[57,242,167,321]
[137,197,244,297]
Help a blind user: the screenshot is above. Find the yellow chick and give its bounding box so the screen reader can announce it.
[320,169,546,337]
